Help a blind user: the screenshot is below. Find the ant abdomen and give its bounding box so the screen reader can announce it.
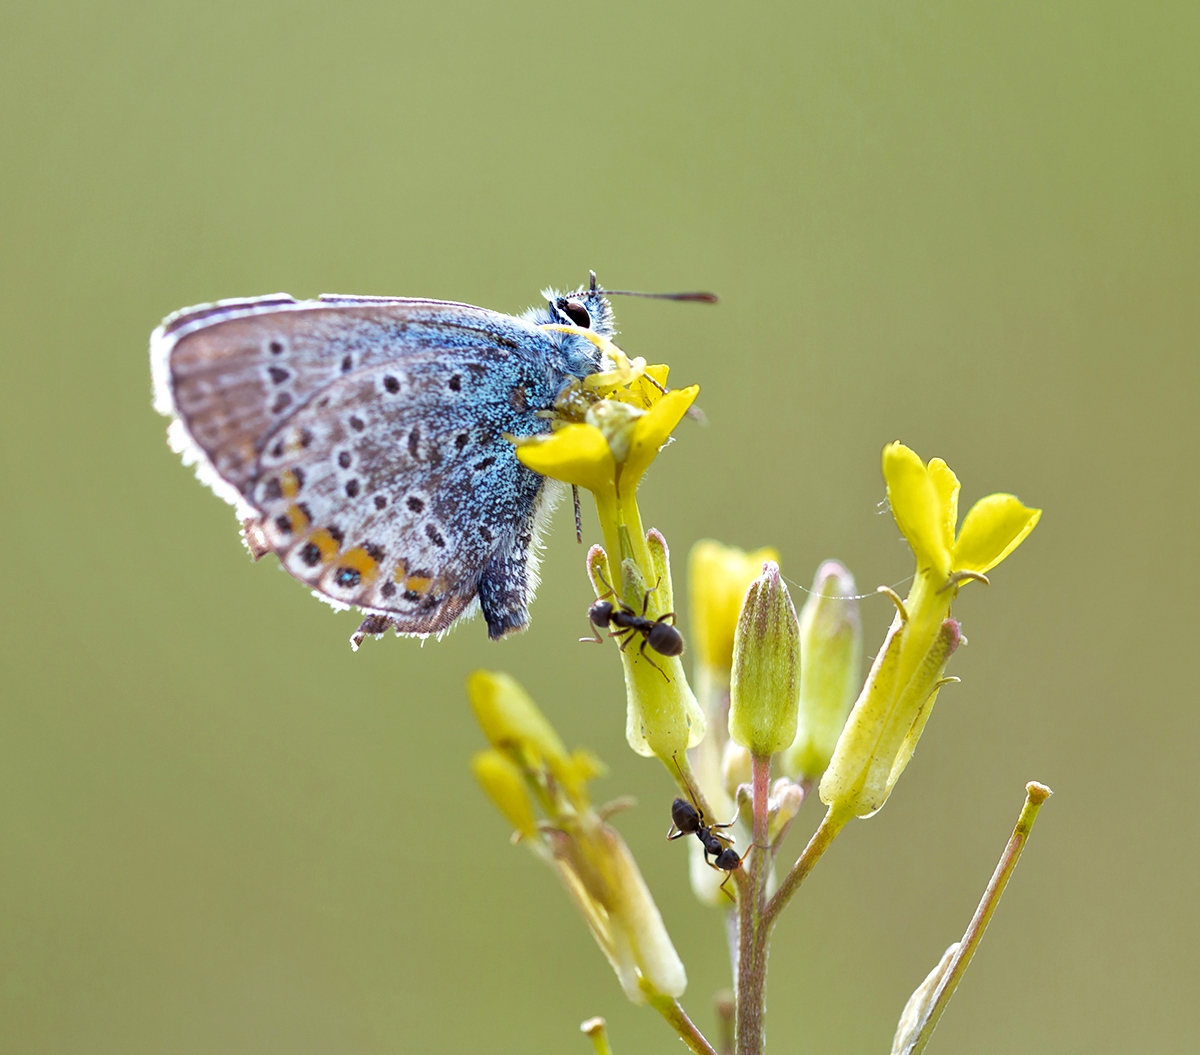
[671,797,701,834]
[646,620,684,657]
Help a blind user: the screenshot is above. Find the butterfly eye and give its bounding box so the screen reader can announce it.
[558,298,592,329]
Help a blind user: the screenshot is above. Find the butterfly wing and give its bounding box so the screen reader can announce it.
[152,293,584,641]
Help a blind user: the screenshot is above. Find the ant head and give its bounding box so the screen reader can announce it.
[588,599,615,626]
[646,620,684,657]
[715,847,743,871]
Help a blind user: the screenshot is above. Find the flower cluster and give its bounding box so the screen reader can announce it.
[466,329,1045,1055]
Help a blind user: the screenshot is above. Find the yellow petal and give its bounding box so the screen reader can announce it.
[514,424,617,495]
[467,669,571,775]
[609,364,671,411]
[952,494,1042,574]
[882,442,952,578]
[688,540,779,671]
[471,749,538,838]
[928,458,960,557]
[620,386,699,495]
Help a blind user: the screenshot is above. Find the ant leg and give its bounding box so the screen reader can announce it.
[667,825,689,841]
[659,611,677,625]
[638,637,670,681]
[572,485,583,544]
[639,575,666,617]
[719,871,738,902]
[709,810,741,833]
[579,618,605,644]
[613,628,642,653]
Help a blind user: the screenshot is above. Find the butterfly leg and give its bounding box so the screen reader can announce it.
[350,614,395,652]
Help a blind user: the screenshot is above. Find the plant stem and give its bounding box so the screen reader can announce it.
[762,803,851,929]
[898,781,1053,1055]
[650,996,721,1055]
[733,754,773,1055]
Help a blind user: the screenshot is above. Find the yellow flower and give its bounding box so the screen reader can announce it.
[883,441,1041,588]
[468,670,603,803]
[688,540,781,674]
[467,671,686,1003]
[819,443,1041,818]
[512,327,697,594]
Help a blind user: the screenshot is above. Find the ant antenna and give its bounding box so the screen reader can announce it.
[588,269,718,304]
[670,753,701,812]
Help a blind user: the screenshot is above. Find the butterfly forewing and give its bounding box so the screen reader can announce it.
[153,293,586,639]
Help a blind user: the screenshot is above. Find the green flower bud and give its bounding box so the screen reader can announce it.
[728,561,801,757]
[783,560,863,782]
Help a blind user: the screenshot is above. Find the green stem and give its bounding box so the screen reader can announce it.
[733,754,773,1055]
[898,782,1053,1055]
[649,996,720,1055]
[762,803,850,929]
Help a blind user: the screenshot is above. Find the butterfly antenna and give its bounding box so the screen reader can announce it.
[588,270,718,304]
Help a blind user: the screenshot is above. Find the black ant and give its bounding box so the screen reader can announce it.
[580,571,684,680]
[666,759,749,900]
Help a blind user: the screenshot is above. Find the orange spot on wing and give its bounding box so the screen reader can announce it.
[280,470,301,499]
[405,575,433,596]
[306,529,341,562]
[287,503,310,532]
[338,547,380,583]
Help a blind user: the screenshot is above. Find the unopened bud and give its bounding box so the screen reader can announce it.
[722,740,752,799]
[767,780,805,844]
[783,560,862,782]
[467,670,592,796]
[728,561,801,757]
[471,749,538,838]
[891,941,959,1054]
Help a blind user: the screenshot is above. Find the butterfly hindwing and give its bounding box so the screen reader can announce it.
[152,293,591,639]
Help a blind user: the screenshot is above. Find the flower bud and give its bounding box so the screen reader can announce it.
[891,942,959,1055]
[722,740,752,800]
[767,780,805,844]
[728,561,801,757]
[688,541,780,674]
[588,542,705,762]
[471,749,538,838]
[783,560,863,782]
[820,617,962,817]
[549,816,687,1002]
[468,669,588,795]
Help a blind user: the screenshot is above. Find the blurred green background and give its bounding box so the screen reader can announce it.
[2,1,1196,1052]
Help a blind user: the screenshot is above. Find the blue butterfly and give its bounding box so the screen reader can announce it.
[152,275,630,648]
